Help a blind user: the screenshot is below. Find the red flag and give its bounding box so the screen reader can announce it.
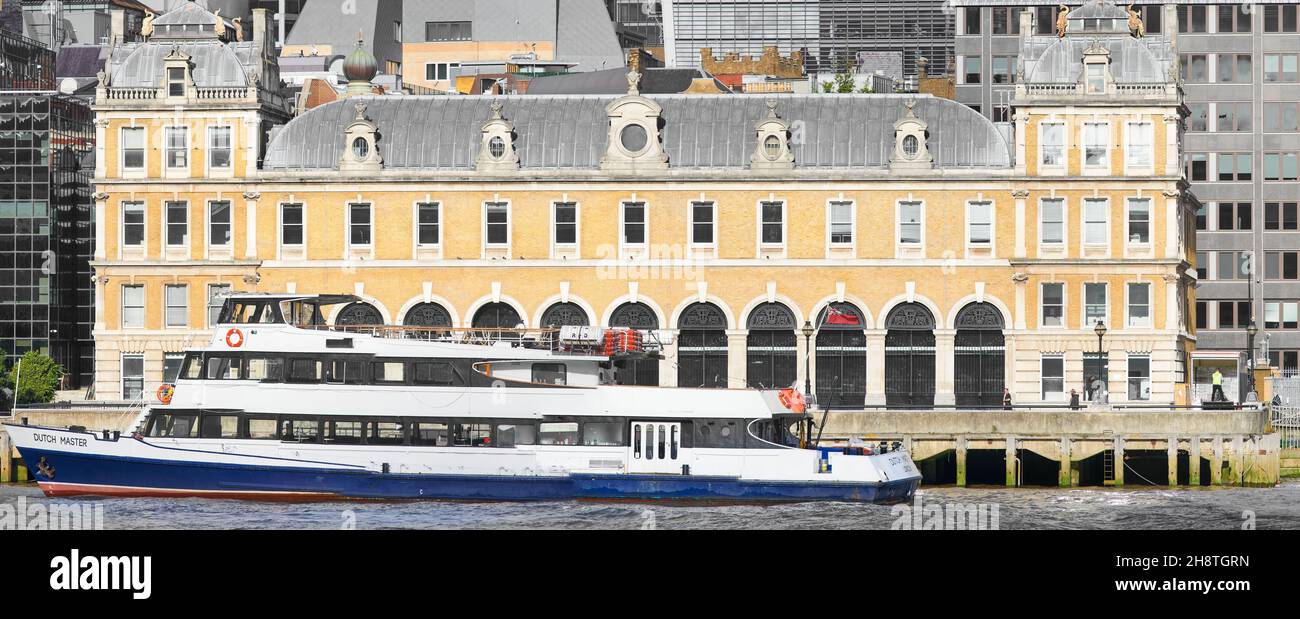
[826,306,860,326]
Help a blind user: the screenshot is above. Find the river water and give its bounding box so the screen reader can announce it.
[3,481,1298,530]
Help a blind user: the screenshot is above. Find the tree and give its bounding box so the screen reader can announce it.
[833,72,855,93]
[4,351,64,405]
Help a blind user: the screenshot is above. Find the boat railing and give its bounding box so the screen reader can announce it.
[300,324,662,357]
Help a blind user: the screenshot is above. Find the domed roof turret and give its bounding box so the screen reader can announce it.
[342,33,377,85]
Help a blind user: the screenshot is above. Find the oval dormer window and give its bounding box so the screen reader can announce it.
[620,124,648,154]
[488,136,506,160]
[764,135,782,160]
[902,134,919,159]
[352,137,370,159]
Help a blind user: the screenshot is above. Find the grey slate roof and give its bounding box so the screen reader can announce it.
[109,40,258,88]
[528,68,727,95]
[264,94,1012,171]
[1025,36,1170,84]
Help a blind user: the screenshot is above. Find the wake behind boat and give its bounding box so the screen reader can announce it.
[5,293,920,504]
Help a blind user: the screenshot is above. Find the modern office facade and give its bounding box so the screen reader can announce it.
[0,27,96,388]
[954,1,1300,396]
[662,0,955,81]
[605,0,666,51]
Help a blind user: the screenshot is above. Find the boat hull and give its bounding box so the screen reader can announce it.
[14,445,916,505]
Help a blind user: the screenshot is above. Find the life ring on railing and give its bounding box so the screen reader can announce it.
[778,388,807,414]
[225,328,245,348]
[156,384,175,404]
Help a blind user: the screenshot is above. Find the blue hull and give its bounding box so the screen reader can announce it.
[17,448,917,505]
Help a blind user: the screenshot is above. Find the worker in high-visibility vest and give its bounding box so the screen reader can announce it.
[1211,368,1226,402]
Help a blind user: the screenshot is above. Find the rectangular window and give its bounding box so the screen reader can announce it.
[1127,282,1151,327]
[123,202,145,246]
[1181,54,1208,83]
[348,203,371,246]
[967,201,992,245]
[1219,4,1251,32]
[757,201,785,245]
[1215,102,1251,132]
[1084,199,1108,245]
[1179,5,1208,32]
[164,284,187,328]
[1218,153,1253,181]
[621,201,645,245]
[1264,4,1299,33]
[425,62,461,81]
[1196,251,1208,280]
[495,424,536,448]
[1040,122,1065,167]
[1040,198,1064,245]
[207,284,229,327]
[121,127,144,169]
[208,126,232,169]
[992,56,1014,84]
[167,67,185,97]
[1041,356,1065,400]
[1126,198,1150,245]
[1264,202,1299,231]
[1196,301,1208,330]
[1263,54,1299,83]
[1195,203,1207,230]
[164,127,187,168]
[1216,53,1251,83]
[1126,122,1152,168]
[1218,251,1244,280]
[1042,283,1065,327]
[1084,283,1108,326]
[413,361,456,386]
[898,201,923,245]
[691,201,715,245]
[1187,153,1208,181]
[539,422,579,446]
[411,422,449,446]
[963,56,981,84]
[122,354,144,400]
[1263,152,1300,181]
[1128,356,1151,401]
[1085,63,1106,93]
[582,422,625,447]
[1263,103,1299,133]
[453,423,492,447]
[486,202,512,246]
[1083,123,1109,167]
[425,21,472,42]
[280,203,304,246]
[208,201,231,247]
[163,353,185,383]
[550,202,577,246]
[122,285,144,328]
[829,200,853,245]
[531,363,567,385]
[964,7,981,34]
[417,202,440,245]
[1187,103,1208,132]
[372,361,406,384]
[165,201,188,246]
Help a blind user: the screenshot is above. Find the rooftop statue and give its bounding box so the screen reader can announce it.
[1056,4,1070,38]
[1126,4,1145,37]
[141,11,154,38]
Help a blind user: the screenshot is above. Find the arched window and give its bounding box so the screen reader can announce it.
[404,302,452,327]
[954,303,1006,408]
[610,302,659,386]
[540,302,589,327]
[814,302,866,407]
[746,303,797,389]
[884,303,936,408]
[677,302,728,388]
[335,302,382,327]
[472,303,522,341]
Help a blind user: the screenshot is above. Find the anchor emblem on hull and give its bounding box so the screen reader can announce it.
[37,457,55,480]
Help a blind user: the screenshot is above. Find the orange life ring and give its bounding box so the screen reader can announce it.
[156,384,175,404]
[225,328,245,348]
[778,388,807,414]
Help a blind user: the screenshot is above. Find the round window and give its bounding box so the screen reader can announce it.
[763,135,782,160]
[720,426,732,438]
[488,136,506,159]
[620,123,648,153]
[352,137,370,159]
[902,134,919,159]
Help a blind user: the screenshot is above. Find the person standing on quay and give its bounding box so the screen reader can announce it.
[1211,368,1225,402]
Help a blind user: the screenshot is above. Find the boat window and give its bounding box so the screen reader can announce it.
[413,361,456,386]
[281,418,321,442]
[582,421,625,446]
[199,414,239,439]
[326,359,366,385]
[324,420,364,444]
[495,423,536,447]
[223,301,281,324]
[205,356,242,380]
[453,423,492,447]
[288,359,323,383]
[633,424,642,459]
[246,417,278,439]
[246,357,284,382]
[657,425,666,459]
[180,353,203,380]
[671,426,679,459]
[368,421,405,445]
[411,422,449,446]
[531,363,567,385]
[696,420,738,448]
[372,361,406,384]
[539,422,579,446]
[147,413,198,438]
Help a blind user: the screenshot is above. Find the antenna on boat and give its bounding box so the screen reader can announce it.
[812,394,833,448]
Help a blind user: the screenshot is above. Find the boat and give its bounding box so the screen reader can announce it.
[3,294,921,504]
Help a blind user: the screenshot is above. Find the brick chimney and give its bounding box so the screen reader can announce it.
[252,8,271,57]
[110,8,125,44]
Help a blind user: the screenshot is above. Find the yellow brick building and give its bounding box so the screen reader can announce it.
[88,2,1195,408]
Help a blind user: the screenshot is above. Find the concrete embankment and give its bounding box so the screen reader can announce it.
[819,408,1280,487]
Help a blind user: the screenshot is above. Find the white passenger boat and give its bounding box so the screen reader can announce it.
[4,294,920,504]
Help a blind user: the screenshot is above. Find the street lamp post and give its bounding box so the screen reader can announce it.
[1093,320,1107,399]
[1247,319,1259,398]
[801,320,815,401]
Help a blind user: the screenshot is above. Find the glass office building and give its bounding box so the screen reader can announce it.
[664,0,955,79]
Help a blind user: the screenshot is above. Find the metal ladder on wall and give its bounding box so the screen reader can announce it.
[1102,449,1116,485]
